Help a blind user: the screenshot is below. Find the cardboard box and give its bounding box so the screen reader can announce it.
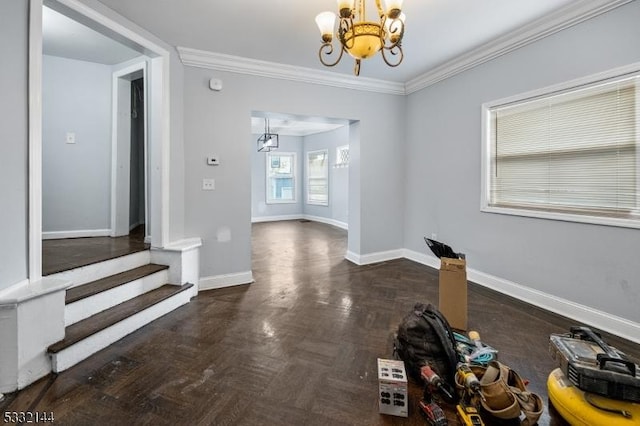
[439,257,467,330]
[377,358,408,417]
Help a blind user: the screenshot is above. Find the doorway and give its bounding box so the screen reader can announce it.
[33,0,170,279]
[112,65,149,241]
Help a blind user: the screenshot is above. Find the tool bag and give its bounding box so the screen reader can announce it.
[477,361,544,426]
[393,303,459,388]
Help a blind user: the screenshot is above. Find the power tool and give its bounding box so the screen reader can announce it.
[455,363,485,426]
[455,363,485,401]
[419,399,448,426]
[419,365,449,426]
[420,365,454,401]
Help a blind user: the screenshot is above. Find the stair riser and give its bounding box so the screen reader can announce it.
[51,289,192,373]
[65,270,169,326]
[48,251,152,287]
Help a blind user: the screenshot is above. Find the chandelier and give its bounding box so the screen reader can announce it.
[315,0,405,76]
[257,118,279,152]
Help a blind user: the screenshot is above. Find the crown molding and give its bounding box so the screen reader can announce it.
[405,0,634,94]
[177,47,406,96]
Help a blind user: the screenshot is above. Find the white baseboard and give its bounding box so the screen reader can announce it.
[345,249,404,266]
[42,229,111,240]
[251,214,348,230]
[303,214,348,230]
[252,214,303,223]
[403,249,640,344]
[199,271,254,291]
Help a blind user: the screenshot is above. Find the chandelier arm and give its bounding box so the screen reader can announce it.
[339,17,356,50]
[380,44,404,67]
[318,42,345,67]
[384,17,405,46]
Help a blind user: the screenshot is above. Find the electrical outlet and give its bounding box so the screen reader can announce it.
[431,233,437,240]
[66,132,76,144]
[202,178,215,190]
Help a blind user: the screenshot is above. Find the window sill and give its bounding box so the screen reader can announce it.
[481,205,640,230]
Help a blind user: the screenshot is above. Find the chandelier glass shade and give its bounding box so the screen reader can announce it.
[315,0,405,76]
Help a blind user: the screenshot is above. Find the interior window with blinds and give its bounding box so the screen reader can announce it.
[484,71,639,226]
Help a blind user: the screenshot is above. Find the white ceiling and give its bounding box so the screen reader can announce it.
[96,0,576,82]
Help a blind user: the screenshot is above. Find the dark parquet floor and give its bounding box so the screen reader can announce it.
[3,220,639,425]
[42,226,148,276]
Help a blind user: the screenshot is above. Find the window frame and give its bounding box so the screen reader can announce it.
[306,149,329,206]
[481,62,640,229]
[266,151,297,204]
[336,145,349,167]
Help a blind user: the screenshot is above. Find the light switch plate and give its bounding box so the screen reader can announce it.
[66,132,76,144]
[207,156,220,165]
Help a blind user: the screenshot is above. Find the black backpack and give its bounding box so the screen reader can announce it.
[393,303,459,388]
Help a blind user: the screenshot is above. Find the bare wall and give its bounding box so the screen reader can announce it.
[0,0,29,290]
[42,55,112,233]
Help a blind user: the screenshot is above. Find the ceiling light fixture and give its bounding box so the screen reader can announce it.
[315,0,405,76]
[257,118,279,152]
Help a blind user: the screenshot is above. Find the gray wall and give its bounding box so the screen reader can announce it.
[303,126,349,224]
[183,69,405,278]
[42,55,112,233]
[0,0,28,290]
[404,1,640,323]
[251,134,303,219]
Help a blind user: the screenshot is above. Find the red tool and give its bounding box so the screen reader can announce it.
[420,365,454,400]
[419,365,449,425]
[419,399,448,426]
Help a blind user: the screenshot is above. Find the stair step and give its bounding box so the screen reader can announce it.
[49,283,193,354]
[48,250,152,287]
[65,264,168,304]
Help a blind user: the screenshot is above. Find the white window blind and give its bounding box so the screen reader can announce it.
[486,72,639,224]
[307,150,328,205]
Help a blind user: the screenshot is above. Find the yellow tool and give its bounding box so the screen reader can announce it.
[455,362,486,425]
[456,402,484,426]
[456,362,485,402]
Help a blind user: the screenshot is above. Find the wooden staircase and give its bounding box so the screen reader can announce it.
[46,252,194,372]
